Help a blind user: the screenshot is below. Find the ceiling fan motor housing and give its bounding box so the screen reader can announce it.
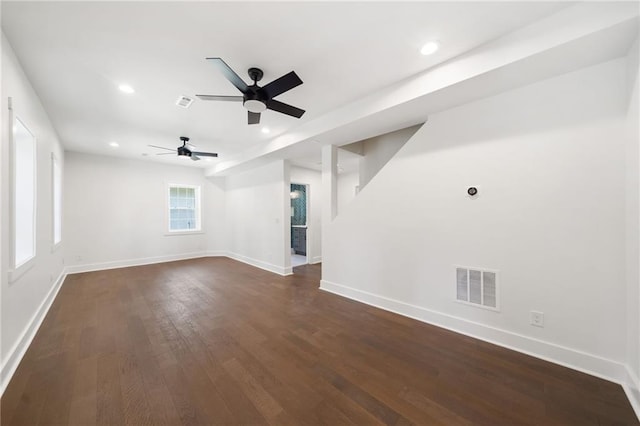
[178,136,192,156]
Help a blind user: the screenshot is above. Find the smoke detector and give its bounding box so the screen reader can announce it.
[176,95,194,109]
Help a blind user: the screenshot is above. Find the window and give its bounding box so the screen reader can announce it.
[52,154,62,246]
[167,184,201,233]
[12,114,37,268]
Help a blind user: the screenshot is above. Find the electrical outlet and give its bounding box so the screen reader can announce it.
[530,311,544,327]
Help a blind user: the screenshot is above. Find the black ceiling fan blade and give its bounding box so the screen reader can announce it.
[266,99,305,118]
[259,71,303,99]
[148,144,175,151]
[248,111,261,125]
[191,151,218,157]
[190,154,201,161]
[196,94,244,102]
[206,57,249,94]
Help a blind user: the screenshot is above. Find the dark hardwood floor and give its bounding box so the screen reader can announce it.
[1,257,638,425]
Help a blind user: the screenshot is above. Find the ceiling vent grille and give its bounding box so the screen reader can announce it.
[456,266,498,311]
[176,95,194,108]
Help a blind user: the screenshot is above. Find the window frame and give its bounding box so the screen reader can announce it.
[9,100,38,281]
[165,183,202,235]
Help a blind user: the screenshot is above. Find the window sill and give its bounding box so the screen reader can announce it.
[164,230,204,236]
[9,256,36,284]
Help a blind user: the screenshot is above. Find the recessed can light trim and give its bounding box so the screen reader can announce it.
[118,84,135,94]
[420,41,439,56]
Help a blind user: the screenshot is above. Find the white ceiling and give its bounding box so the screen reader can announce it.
[1,1,571,169]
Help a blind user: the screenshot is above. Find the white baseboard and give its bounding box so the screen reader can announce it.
[225,251,292,276]
[624,367,640,419]
[64,251,211,274]
[310,256,322,264]
[320,278,638,420]
[0,270,66,396]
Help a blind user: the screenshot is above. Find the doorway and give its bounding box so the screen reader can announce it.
[290,183,308,267]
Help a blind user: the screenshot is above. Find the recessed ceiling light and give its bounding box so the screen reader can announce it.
[109,141,119,148]
[261,127,270,134]
[118,84,135,94]
[205,158,213,162]
[420,41,439,56]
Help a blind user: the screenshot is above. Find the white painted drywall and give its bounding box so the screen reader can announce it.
[337,171,358,215]
[64,152,222,268]
[625,35,640,397]
[224,160,289,274]
[359,125,421,189]
[1,33,65,379]
[322,58,628,367]
[290,166,322,264]
[205,176,226,255]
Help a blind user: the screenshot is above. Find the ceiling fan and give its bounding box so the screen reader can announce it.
[196,57,305,125]
[148,136,218,161]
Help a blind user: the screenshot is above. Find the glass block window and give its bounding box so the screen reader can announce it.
[168,184,201,232]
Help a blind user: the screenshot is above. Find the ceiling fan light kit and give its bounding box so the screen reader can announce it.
[244,99,267,113]
[197,57,305,125]
[148,136,218,161]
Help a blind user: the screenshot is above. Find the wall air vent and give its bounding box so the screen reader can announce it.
[456,266,499,311]
[176,95,194,109]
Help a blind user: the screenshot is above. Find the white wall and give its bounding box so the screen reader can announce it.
[322,58,630,381]
[64,152,224,270]
[1,33,65,391]
[205,176,226,255]
[625,35,640,407]
[225,160,289,275]
[359,125,421,189]
[290,166,322,264]
[337,171,358,215]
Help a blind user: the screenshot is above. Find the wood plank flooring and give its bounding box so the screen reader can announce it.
[1,257,638,425]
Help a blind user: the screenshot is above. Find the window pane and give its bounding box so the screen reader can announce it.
[14,118,36,267]
[168,185,200,232]
[53,156,62,244]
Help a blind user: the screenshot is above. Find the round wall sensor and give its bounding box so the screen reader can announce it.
[467,187,478,196]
